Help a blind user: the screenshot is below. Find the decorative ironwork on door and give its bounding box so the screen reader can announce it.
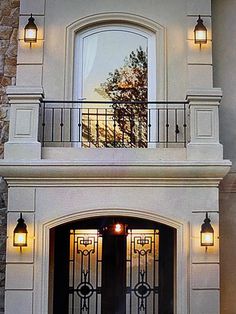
[68,228,159,314]
[69,229,102,314]
[126,229,159,314]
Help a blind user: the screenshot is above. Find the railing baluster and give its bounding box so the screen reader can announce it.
[78,107,81,145]
[138,109,142,148]
[166,106,169,146]
[42,102,46,147]
[88,108,90,148]
[96,108,99,147]
[51,108,54,143]
[113,107,116,148]
[183,103,187,148]
[105,108,108,147]
[175,108,179,143]
[148,108,151,144]
[69,107,72,143]
[130,108,134,147]
[60,108,63,142]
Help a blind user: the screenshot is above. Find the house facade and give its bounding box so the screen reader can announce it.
[0,0,235,313]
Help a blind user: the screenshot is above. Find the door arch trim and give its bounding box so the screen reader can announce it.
[38,208,189,314]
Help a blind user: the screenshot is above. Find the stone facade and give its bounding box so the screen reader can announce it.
[0,0,19,312]
[0,0,19,157]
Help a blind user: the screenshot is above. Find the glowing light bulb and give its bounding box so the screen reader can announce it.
[115,224,122,233]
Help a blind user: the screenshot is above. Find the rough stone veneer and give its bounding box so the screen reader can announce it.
[0,0,20,312]
[0,0,19,157]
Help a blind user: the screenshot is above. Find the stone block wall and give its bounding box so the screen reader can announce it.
[0,0,19,157]
[0,0,20,312]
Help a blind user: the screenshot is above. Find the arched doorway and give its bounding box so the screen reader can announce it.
[50,216,175,314]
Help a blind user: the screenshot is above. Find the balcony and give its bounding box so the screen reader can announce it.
[4,86,224,162]
[40,100,188,148]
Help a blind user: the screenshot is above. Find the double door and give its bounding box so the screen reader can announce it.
[52,218,174,314]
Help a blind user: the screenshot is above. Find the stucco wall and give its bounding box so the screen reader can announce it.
[0,0,231,313]
[0,0,20,312]
[5,181,220,314]
[17,0,213,101]
[212,0,236,313]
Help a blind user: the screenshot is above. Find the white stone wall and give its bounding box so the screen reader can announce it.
[0,159,229,314]
[17,0,214,100]
[1,0,231,313]
[5,182,220,314]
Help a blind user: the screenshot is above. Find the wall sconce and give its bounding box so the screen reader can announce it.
[200,212,214,250]
[13,213,28,249]
[24,14,38,45]
[194,15,207,47]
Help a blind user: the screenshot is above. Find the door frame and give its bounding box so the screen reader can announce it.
[38,208,188,314]
[52,217,175,314]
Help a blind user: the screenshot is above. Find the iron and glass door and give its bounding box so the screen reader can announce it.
[52,218,174,314]
[73,25,157,147]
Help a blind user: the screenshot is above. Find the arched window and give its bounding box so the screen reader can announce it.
[74,24,157,101]
[72,24,158,148]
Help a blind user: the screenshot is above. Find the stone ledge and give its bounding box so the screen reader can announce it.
[0,159,231,187]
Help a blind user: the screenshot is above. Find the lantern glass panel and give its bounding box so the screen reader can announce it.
[14,232,27,246]
[201,232,214,246]
[195,30,207,43]
[25,28,37,42]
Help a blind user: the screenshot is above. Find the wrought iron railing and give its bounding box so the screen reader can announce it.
[39,101,188,148]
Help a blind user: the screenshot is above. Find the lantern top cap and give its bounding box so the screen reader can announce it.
[25,14,37,29]
[201,212,214,233]
[194,15,207,31]
[14,213,28,233]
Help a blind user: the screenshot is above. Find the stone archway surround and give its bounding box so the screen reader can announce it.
[37,208,188,314]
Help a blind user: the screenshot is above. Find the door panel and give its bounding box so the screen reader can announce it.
[126,229,159,313]
[68,230,102,314]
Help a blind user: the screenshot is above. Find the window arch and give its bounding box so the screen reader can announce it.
[64,13,166,101]
[73,24,157,102]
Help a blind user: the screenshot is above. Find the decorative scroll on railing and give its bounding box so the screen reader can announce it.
[39,101,188,148]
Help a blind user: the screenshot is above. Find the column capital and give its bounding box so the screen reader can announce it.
[6,86,44,104]
[186,89,222,105]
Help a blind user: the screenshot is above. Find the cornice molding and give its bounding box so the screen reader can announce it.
[0,160,231,187]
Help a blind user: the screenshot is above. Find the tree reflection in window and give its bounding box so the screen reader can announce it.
[82,47,148,148]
